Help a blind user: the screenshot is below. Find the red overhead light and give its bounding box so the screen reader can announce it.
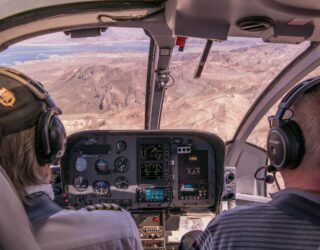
[176,36,188,52]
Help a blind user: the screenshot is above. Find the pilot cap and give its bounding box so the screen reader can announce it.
[0,71,43,137]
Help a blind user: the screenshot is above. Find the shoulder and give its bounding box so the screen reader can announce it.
[214,203,275,218]
[206,203,281,230]
[57,208,138,237]
[196,204,283,249]
[196,202,320,250]
[34,208,142,250]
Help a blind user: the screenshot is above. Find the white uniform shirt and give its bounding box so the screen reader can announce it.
[25,184,143,250]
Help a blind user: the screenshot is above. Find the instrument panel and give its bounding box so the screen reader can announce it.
[60,130,225,211]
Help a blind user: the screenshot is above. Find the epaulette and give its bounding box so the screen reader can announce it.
[84,203,121,212]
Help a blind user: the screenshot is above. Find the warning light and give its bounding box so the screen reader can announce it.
[189,155,198,161]
[153,216,160,223]
[176,36,188,52]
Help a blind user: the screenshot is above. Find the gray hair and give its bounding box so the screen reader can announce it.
[292,84,320,173]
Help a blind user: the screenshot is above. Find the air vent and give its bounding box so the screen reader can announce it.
[236,16,273,32]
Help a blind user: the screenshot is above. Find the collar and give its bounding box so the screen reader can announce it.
[25,184,55,200]
[271,188,320,204]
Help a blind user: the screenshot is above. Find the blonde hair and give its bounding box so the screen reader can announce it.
[0,127,50,203]
[292,84,320,173]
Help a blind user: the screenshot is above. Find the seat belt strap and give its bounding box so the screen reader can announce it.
[269,193,320,227]
[25,192,62,226]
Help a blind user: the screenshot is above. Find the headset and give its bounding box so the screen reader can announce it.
[267,76,320,170]
[0,67,66,165]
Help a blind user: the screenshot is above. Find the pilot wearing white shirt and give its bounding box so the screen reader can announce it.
[25,184,142,250]
[0,67,142,250]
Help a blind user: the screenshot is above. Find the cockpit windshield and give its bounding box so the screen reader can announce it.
[0,29,309,141]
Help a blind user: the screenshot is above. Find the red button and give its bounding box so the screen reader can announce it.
[153,216,160,222]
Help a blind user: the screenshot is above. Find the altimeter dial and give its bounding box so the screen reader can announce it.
[114,157,130,173]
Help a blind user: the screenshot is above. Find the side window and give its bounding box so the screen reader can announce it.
[246,105,278,149]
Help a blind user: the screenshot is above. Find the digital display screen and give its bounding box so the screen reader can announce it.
[139,142,166,182]
[188,155,198,161]
[180,184,199,196]
[181,183,198,192]
[141,163,163,180]
[141,144,163,161]
[145,188,165,201]
[79,144,111,155]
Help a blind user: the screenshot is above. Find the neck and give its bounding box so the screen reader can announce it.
[280,167,320,194]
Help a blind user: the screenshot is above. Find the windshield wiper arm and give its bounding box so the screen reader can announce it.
[194,39,213,79]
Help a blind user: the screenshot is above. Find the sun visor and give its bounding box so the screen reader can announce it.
[262,22,314,44]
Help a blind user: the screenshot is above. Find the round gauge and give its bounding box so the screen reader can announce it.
[93,180,110,196]
[74,157,87,173]
[95,159,109,174]
[116,140,127,151]
[114,157,130,173]
[114,176,129,189]
[73,176,89,191]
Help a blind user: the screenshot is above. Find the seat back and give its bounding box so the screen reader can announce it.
[0,166,40,250]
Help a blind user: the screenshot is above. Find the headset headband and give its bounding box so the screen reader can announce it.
[275,76,320,120]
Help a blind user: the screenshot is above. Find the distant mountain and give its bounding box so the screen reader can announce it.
[48,64,146,114]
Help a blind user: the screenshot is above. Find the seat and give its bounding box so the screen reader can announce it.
[0,166,40,250]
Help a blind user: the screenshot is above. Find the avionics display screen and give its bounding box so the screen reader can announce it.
[145,188,165,201]
[141,163,163,180]
[140,143,164,181]
[180,184,199,197]
[181,183,199,192]
[140,144,163,161]
[79,144,111,155]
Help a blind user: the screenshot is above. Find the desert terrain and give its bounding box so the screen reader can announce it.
[2,28,314,148]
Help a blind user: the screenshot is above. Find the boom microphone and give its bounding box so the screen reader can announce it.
[254,165,276,184]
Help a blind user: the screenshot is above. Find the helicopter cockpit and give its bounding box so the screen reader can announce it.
[1,0,320,249]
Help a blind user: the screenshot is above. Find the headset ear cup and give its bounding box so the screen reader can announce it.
[267,120,304,170]
[34,113,46,165]
[285,120,305,168]
[267,126,288,169]
[34,111,66,165]
[48,117,66,165]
